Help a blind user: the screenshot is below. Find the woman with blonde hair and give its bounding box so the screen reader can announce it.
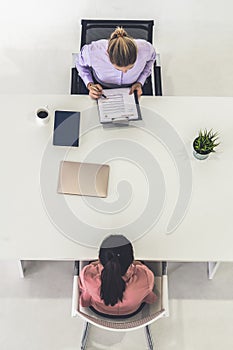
[76,27,156,99]
[79,235,157,317]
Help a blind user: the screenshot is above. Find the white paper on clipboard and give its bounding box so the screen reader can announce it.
[97,88,141,123]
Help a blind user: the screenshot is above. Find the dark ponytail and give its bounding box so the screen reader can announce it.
[100,253,126,306]
[99,235,134,306]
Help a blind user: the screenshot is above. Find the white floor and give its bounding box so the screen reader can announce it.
[0,261,233,350]
[1,1,233,349]
[1,0,233,96]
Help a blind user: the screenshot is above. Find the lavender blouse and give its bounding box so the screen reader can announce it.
[75,39,156,87]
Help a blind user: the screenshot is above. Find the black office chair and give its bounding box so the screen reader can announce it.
[71,19,162,96]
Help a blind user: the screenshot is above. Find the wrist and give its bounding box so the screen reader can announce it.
[87,82,94,90]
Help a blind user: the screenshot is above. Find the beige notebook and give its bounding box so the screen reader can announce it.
[57,161,110,198]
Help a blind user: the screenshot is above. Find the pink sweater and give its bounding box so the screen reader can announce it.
[79,261,157,315]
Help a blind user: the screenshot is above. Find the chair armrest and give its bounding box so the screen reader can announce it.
[71,261,80,317]
[154,66,162,96]
[71,67,89,95]
[71,275,79,317]
[71,67,78,94]
[162,261,167,275]
[155,53,161,67]
[161,262,169,316]
[71,53,89,95]
[162,275,169,317]
[72,53,78,67]
[142,76,153,96]
[72,261,92,318]
[74,261,80,276]
[154,53,163,96]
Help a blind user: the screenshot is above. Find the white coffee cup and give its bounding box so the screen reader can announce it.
[35,107,50,125]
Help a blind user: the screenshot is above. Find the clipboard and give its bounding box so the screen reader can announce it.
[97,88,142,125]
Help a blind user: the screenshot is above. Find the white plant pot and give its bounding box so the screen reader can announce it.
[193,150,210,160]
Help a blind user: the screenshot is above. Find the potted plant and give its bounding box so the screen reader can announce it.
[193,129,219,160]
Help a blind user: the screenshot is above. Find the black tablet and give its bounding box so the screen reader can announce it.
[53,110,80,147]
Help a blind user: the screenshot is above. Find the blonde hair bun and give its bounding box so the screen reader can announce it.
[108,26,137,67]
[110,27,127,40]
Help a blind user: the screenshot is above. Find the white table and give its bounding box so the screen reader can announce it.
[0,95,232,262]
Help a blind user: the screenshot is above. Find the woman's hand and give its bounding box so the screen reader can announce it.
[87,83,103,99]
[129,82,143,98]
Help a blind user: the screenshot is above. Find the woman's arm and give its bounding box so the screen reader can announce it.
[75,46,104,99]
[142,265,157,303]
[136,42,156,86]
[75,45,94,87]
[79,267,92,307]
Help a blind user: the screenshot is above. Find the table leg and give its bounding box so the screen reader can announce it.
[207,262,220,279]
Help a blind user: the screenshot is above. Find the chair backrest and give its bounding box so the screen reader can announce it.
[80,19,154,48]
[72,261,169,332]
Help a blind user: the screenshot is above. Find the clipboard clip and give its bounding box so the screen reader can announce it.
[111,117,129,125]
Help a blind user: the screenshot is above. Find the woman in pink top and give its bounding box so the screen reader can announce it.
[79,235,157,317]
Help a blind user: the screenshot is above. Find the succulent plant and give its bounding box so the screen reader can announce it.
[193,129,220,154]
